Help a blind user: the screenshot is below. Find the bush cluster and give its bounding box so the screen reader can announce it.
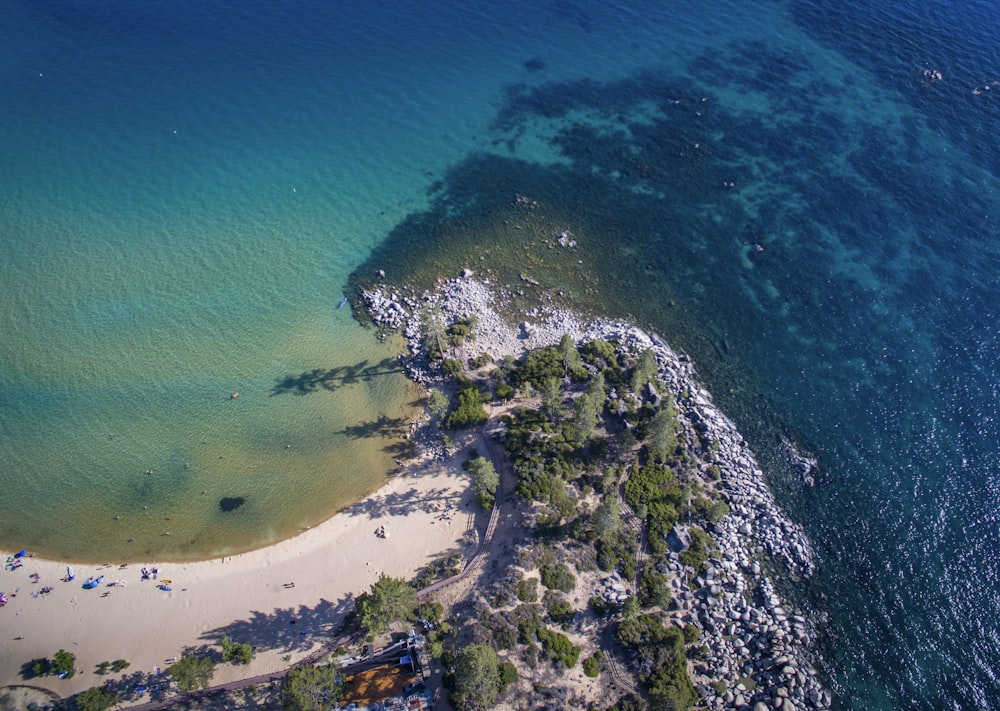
[539,562,576,593]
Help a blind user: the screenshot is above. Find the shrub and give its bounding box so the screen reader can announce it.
[582,654,602,678]
[469,352,492,369]
[539,562,576,593]
[515,577,538,603]
[679,526,714,574]
[30,657,51,677]
[53,649,76,678]
[588,595,611,617]
[169,655,216,693]
[543,591,575,625]
[446,385,489,428]
[638,566,672,609]
[536,627,580,668]
[414,600,444,626]
[220,635,254,664]
[498,660,518,690]
[464,455,499,509]
[74,686,117,711]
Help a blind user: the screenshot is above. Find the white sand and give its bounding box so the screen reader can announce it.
[0,461,475,701]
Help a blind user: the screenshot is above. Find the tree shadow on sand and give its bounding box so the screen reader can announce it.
[200,596,355,659]
[341,485,469,521]
[270,358,402,396]
[104,668,171,703]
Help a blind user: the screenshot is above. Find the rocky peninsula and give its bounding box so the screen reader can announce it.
[362,273,832,711]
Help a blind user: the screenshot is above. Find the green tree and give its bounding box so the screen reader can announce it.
[355,575,416,636]
[631,348,659,393]
[591,497,622,542]
[427,388,449,418]
[638,565,673,609]
[453,643,501,710]
[498,660,518,690]
[539,562,576,593]
[647,405,678,462]
[220,635,254,664]
[464,455,499,508]
[540,376,564,419]
[281,663,344,711]
[168,655,216,693]
[574,389,601,441]
[446,385,488,428]
[74,686,117,711]
[52,649,76,678]
[559,334,583,379]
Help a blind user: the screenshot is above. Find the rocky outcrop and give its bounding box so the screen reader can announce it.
[362,273,830,709]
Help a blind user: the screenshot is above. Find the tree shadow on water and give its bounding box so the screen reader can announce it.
[200,596,355,658]
[270,358,402,396]
[340,414,409,440]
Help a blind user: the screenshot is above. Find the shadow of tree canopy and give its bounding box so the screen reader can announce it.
[341,485,466,521]
[340,415,409,440]
[270,358,402,396]
[104,667,171,703]
[200,596,354,658]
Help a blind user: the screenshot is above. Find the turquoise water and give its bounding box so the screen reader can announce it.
[0,0,700,562]
[6,0,1000,708]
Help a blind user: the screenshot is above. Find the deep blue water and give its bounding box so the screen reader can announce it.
[3,0,1000,708]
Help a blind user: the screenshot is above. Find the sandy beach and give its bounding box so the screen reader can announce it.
[0,457,477,702]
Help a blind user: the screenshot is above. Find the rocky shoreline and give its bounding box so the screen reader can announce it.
[362,274,831,710]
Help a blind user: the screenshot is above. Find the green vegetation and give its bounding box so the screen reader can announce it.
[679,526,715,574]
[638,564,672,609]
[469,352,492,369]
[536,627,580,668]
[464,455,499,509]
[582,651,605,677]
[539,562,576,593]
[624,460,682,553]
[53,649,76,678]
[168,655,216,693]
[73,685,117,711]
[30,650,76,679]
[281,663,344,711]
[617,614,697,710]
[355,575,417,636]
[646,399,679,462]
[413,552,464,588]
[448,316,477,345]
[220,634,254,664]
[414,600,445,626]
[451,644,503,710]
[631,348,659,392]
[412,328,726,707]
[427,388,450,418]
[446,384,489,428]
[543,590,575,625]
[515,577,538,603]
